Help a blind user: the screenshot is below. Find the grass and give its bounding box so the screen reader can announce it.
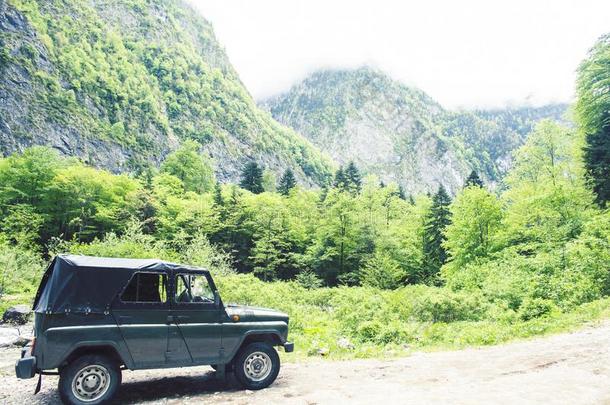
[215,274,610,361]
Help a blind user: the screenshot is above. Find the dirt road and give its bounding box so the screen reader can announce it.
[1,320,609,404]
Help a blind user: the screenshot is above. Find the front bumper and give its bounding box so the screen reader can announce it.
[15,346,37,379]
[283,342,294,353]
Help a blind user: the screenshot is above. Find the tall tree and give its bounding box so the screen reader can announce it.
[398,185,406,200]
[333,167,347,189]
[160,140,215,193]
[278,168,297,196]
[213,182,224,207]
[443,186,503,273]
[239,162,264,194]
[422,185,452,284]
[464,170,484,188]
[344,161,362,194]
[576,33,610,206]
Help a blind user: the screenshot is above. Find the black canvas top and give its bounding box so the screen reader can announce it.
[33,255,205,314]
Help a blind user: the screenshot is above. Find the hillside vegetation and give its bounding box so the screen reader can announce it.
[0,0,333,184]
[262,67,568,194]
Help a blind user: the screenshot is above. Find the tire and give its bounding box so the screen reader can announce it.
[234,342,280,390]
[58,354,121,405]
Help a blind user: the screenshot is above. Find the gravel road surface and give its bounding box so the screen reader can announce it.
[1,320,609,404]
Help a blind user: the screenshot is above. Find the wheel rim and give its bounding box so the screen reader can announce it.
[243,351,272,382]
[71,364,111,402]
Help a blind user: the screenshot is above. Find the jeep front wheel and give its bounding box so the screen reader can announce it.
[59,354,121,405]
[234,342,280,390]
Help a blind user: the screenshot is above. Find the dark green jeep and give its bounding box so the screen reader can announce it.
[15,255,293,404]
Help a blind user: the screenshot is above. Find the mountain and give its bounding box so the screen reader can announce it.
[262,67,570,194]
[0,0,333,185]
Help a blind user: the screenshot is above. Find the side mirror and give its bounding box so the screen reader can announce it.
[214,290,220,307]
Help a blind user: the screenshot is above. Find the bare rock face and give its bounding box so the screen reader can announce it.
[2,305,32,325]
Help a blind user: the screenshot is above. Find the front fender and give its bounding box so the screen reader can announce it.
[221,321,288,363]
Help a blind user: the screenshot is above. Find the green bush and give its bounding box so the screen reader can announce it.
[519,298,558,321]
[0,240,45,313]
[410,288,485,323]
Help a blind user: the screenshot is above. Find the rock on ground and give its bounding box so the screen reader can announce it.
[2,305,32,325]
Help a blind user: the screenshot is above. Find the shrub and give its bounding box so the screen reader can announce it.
[410,289,484,323]
[0,241,45,312]
[295,270,323,289]
[360,251,406,289]
[519,298,558,321]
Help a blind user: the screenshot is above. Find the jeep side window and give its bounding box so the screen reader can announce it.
[121,272,168,303]
[175,273,214,303]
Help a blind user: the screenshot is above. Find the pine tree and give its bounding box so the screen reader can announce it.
[319,185,329,204]
[576,33,610,206]
[398,185,406,200]
[278,168,297,196]
[239,161,264,194]
[583,122,610,205]
[213,182,223,207]
[464,170,484,188]
[333,167,347,189]
[422,185,452,284]
[344,161,362,193]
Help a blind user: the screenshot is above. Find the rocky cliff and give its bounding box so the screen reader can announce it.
[262,67,569,194]
[0,0,334,185]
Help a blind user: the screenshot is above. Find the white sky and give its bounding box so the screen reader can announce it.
[188,0,610,109]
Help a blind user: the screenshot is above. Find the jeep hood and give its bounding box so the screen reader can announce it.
[224,304,289,323]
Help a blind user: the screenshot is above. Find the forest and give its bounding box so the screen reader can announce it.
[0,34,609,358]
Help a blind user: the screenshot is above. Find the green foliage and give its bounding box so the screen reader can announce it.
[333,162,362,194]
[422,185,452,284]
[359,251,406,289]
[239,161,264,194]
[6,0,334,182]
[464,170,484,188]
[0,40,11,69]
[576,33,610,206]
[160,140,215,193]
[0,241,44,312]
[501,121,594,251]
[278,168,297,196]
[295,270,323,289]
[519,298,558,321]
[443,186,503,271]
[261,170,277,193]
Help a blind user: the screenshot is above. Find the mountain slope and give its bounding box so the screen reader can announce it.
[0,0,333,184]
[262,67,569,193]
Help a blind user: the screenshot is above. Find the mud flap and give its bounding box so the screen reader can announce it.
[215,364,226,381]
[34,373,42,394]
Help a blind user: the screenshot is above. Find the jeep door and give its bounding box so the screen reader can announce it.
[171,271,222,364]
[112,271,190,368]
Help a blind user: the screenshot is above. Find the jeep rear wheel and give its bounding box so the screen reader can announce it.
[234,342,280,390]
[59,354,121,405]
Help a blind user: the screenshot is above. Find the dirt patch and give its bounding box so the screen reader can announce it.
[1,321,610,404]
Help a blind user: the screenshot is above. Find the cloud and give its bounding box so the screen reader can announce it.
[187,0,609,109]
